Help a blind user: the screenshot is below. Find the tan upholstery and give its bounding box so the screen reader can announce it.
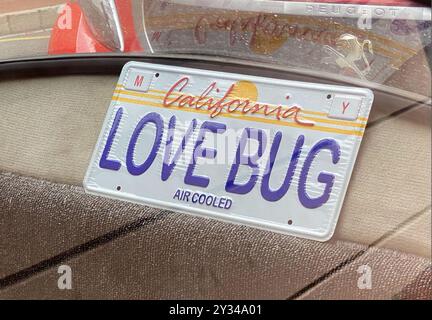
[298,248,431,300]
[0,172,430,299]
[0,74,430,299]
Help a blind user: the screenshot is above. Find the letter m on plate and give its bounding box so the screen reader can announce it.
[134,75,145,87]
[125,69,154,92]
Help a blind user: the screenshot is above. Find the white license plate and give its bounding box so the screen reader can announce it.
[84,62,373,241]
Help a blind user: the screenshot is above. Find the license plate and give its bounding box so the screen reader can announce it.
[84,62,374,241]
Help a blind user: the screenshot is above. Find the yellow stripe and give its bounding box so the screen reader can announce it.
[113,87,368,126]
[301,115,365,128]
[114,89,165,101]
[112,96,363,137]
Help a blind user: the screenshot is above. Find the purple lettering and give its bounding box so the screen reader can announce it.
[225,128,267,195]
[99,107,123,171]
[298,138,340,209]
[126,112,164,176]
[184,121,226,187]
[162,116,197,181]
[261,133,304,201]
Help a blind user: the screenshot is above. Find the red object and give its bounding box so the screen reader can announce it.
[48,0,142,55]
[48,2,110,54]
[115,0,142,52]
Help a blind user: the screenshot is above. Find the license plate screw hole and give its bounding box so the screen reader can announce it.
[116,186,122,191]
[155,73,160,78]
[326,94,332,99]
[288,219,293,225]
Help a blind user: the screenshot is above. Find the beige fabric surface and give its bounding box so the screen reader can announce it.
[0,172,362,298]
[0,75,430,259]
[0,75,116,185]
[376,208,431,259]
[1,237,429,299]
[333,104,431,249]
[396,266,432,300]
[0,172,166,278]
[0,172,430,299]
[298,249,431,300]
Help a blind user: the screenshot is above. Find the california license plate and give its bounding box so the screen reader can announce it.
[84,62,374,241]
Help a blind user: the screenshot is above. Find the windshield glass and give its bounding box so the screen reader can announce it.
[0,0,431,99]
